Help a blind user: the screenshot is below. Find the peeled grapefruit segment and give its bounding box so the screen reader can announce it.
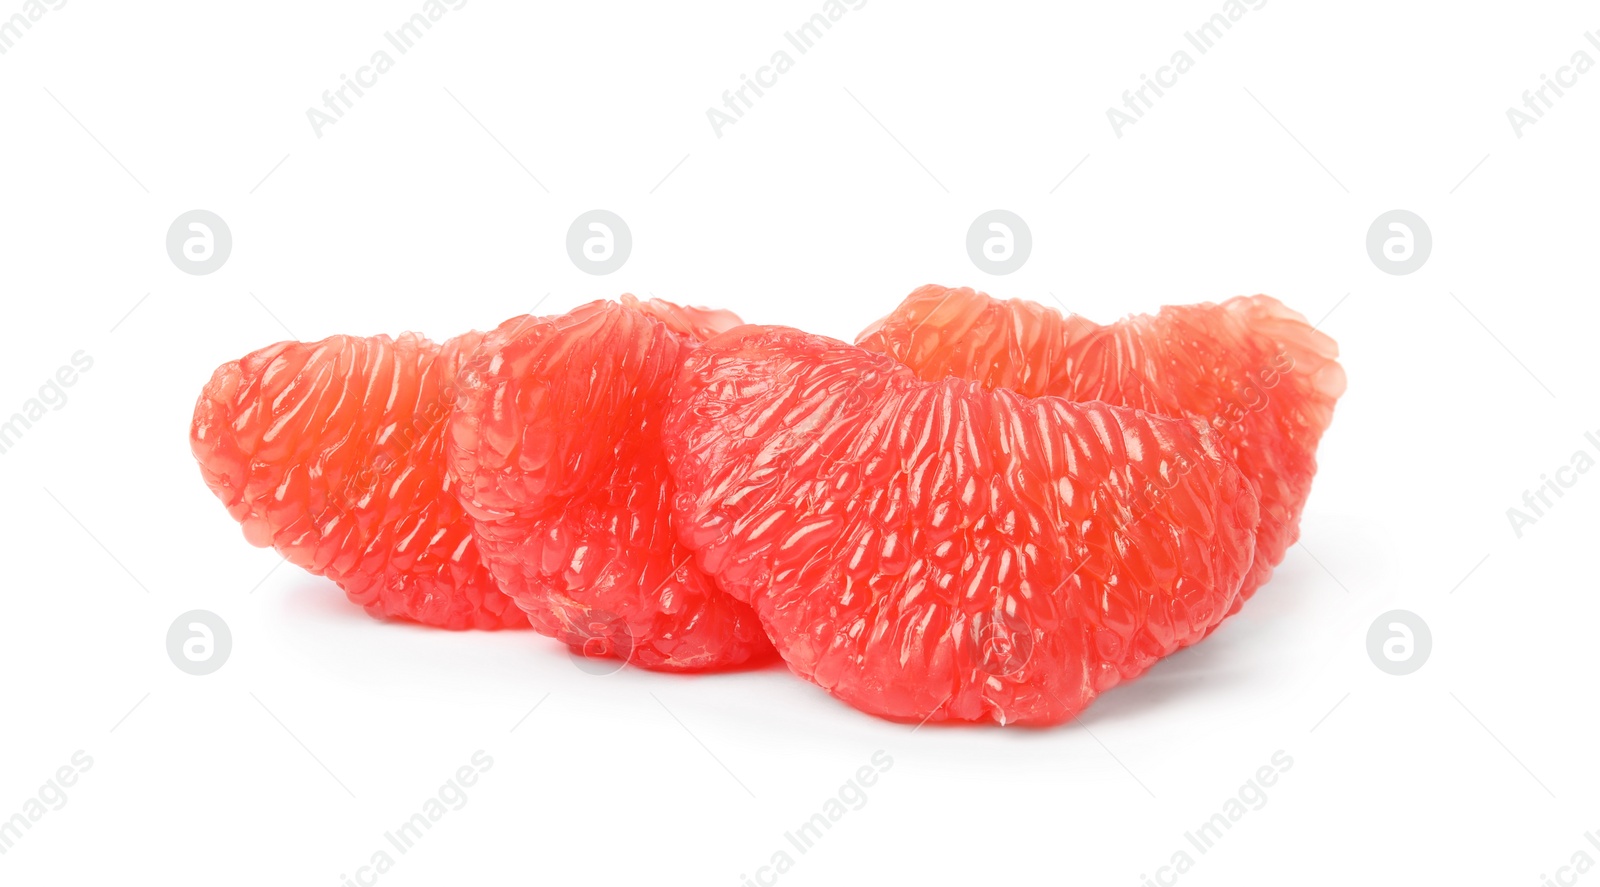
[857,285,1344,602]
[191,331,526,630]
[663,325,1259,725]
[447,297,772,671]
[625,294,743,342]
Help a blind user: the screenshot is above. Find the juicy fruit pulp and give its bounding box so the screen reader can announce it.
[191,287,1339,727]
[664,326,1260,725]
[858,285,1344,603]
[191,331,527,630]
[448,297,772,670]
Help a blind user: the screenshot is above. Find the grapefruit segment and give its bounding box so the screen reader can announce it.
[448,298,772,671]
[191,331,527,630]
[663,325,1259,725]
[857,285,1343,603]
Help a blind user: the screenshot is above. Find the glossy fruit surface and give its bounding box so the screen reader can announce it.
[664,325,1259,724]
[449,297,772,670]
[858,285,1344,602]
[191,331,526,629]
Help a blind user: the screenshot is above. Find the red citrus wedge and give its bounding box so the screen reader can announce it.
[857,285,1344,603]
[663,325,1259,725]
[191,330,526,629]
[448,296,772,671]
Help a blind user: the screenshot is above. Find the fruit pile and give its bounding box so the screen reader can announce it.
[191,285,1344,726]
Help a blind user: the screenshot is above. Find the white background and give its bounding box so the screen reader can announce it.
[2,1,1597,884]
